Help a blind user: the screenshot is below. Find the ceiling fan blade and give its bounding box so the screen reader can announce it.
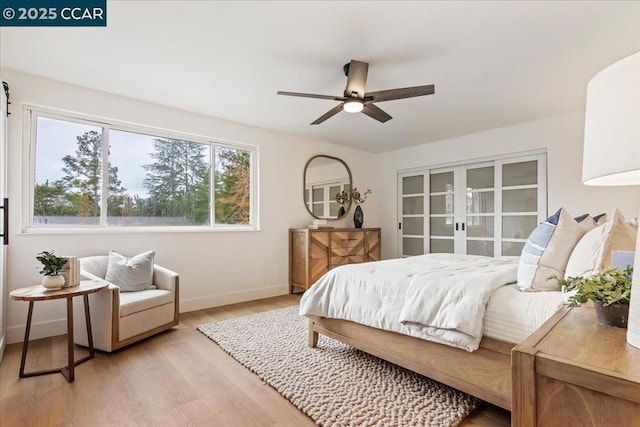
[362,103,392,123]
[311,104,344,125]
[344,60,369,98]
[365,84,435,103]
[277,91,345,101]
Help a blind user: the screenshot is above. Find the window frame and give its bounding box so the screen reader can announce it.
[22,105,259,234]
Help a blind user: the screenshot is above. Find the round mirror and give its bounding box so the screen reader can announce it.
[304,155,352,220]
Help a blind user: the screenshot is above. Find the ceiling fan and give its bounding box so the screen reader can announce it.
[277,59,435,125]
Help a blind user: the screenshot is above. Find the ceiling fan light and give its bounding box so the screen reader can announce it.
[343,99,364,113]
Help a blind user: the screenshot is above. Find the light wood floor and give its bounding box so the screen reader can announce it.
[0,295,510,426]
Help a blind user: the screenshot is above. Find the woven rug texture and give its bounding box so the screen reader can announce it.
[197,306,479,427]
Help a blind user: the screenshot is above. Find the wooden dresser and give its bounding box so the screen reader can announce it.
[512,306,640,426]
[289,227,381,293]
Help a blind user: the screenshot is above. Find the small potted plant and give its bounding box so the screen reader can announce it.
[350,188,372,229]
[551,265,633,328]
[36,250,68,290]
[335,190,350,218]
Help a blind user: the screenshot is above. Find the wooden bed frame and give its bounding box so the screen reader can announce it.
[308,315,514,410]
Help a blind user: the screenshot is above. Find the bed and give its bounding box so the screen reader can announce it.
[299,253,565,410]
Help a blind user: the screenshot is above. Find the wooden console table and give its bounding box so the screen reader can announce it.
[512,306,640,426]
[10,281,108,382]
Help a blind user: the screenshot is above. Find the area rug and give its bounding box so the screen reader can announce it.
[197,306,479,426]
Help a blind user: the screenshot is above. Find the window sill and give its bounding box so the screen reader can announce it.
[20,224,260,235]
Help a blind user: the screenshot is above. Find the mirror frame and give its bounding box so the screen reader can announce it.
[303,155,353,220]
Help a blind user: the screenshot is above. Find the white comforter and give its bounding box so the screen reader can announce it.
[299,253,519,352]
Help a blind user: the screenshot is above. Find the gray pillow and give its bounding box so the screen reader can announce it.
[105,250,156,292]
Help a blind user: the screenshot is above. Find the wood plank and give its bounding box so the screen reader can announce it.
[310,315,512,410]
[0,294,509,426]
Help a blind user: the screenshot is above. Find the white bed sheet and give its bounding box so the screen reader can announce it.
[483,283,564,343]
[300,255,565,348]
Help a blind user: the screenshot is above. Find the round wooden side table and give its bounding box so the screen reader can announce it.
[9,280,108,382]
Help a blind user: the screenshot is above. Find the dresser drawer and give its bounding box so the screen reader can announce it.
[331,231,364,248]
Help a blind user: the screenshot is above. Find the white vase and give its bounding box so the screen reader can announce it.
[42,275,65,290]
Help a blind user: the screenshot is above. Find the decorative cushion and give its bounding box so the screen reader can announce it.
[593,213,607,225]
[565,209,637,278]
[575,214,597,232]
[105,250,156,292]
[119,289,174,317]
[517,208,587,291]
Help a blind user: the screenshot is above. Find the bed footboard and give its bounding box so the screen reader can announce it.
[306,315,512,410]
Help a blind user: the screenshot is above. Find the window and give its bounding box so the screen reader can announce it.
[28,109,256,230]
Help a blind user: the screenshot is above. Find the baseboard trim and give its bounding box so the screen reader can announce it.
[180,284,289,313]
[5,285,290,344]
[6,318,68,345]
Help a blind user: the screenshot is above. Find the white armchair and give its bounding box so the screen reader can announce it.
[73,255,179,352]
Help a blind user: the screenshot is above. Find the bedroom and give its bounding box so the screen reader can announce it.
[0,1,639,426]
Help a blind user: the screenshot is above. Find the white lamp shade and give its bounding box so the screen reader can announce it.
[582,52,640,186]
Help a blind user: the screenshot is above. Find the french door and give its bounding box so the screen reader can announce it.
[398,152,546,258]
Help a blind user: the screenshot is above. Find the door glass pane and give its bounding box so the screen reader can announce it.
[502,242,525,256]
[430,172,454,193]
[430,217,454,236]
[430,195,455,215]
[403,196,423,215]
[430,239,454,253]
[403,175,424,194]
[467,240,494,257]
[503,161,537,186]
[502,215,538,240]
[467,166,494,189]
[466,216,494,238]
[312,203,323,216]
[403,238,424,256]
[466,191,494,214]
[403,217,423,236]
[503,189,537,212]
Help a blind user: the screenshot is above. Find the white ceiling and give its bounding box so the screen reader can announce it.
[1,1,639,153]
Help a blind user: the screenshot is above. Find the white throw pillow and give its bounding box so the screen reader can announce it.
[105,250,156,292]
[517,208,586,291]
[565,209,637,278]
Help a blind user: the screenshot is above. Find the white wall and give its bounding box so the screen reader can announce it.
[377,112,640,259]
[1,69,380,344]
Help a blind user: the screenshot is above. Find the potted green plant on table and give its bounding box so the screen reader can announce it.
[36,250,68,290]
[551,265,633,328]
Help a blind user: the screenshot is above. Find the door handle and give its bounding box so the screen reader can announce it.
[0,198,8,245]
[455,222,459,231]
[461,223,465,231]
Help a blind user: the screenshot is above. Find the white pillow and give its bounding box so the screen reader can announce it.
[105,250,156,292]
[565,209,637,278]
[517,208,586,291]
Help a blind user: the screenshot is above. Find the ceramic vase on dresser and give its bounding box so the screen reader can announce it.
[353,205,363,228]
